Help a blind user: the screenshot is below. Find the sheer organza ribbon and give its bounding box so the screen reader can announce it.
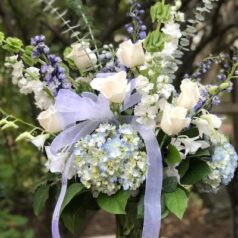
[50,88,162,238]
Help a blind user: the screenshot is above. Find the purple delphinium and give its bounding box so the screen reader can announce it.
[212,96,221,106]
[191,59,213,81]
[31,35,72,95]
[125,2,147,42]
[31,35,50,57]
[40,54,71,96]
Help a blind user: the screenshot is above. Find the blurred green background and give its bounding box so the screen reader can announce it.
[0,0,238,237]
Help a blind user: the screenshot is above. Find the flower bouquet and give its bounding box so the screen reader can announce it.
[0,0,238,237]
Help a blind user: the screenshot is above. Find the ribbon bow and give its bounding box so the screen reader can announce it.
[49,88,162,238]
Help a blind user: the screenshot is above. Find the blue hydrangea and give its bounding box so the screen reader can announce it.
[73,124,147,196]
[200,143,238,192]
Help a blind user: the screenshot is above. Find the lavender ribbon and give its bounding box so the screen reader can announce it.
[132,120,162,238]
[49,89,162,238]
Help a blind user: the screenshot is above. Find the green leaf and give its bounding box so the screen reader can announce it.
[165,144,181,165]
[62,206,86,234]
[22,46,37,66]
[178,159,190,178]
[188,149,211,158]
[165,188,188,219]
[163,176,178,192]
[137,195,144,219]
[0,32,5,46]
[61,183,85,213]
[181,127,199,138]
[144,31,166,53]
[150,2,172,23]
[2,37,23,53]
[97,190,130,214]
[181,159,211,185]
[33,185,50,216]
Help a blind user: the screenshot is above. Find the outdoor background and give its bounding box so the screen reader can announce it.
[0,0,238,237]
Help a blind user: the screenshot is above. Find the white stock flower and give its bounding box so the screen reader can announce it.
[67,42,97,70]
[162,23,182,39]
[157,75,175,99]
[135,75,153,95]
[117,40,145,68]
[177,79,200,110]
[37,106,64,133]
[160,104,190,135]
[90,71,128,103]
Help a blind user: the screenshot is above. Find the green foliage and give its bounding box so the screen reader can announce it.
[181,159,211,185]
[150,2,172,23]
[33,184,50,216]
[163,177,178,193]
[22,46,37,66]
[144,31,165,53]
[178,159,190,178]
[2,37,23,53]
[61,183,85,213]
[97,190,130,214]
[164,188,188,219]
[63,47,77,70]
[0,32,5,45]
[165,144,182,165]
[0,210,34,238]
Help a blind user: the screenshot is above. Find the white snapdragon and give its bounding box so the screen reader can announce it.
[45,147,76,179]
[31,134,50,150]
[193,113,227,144]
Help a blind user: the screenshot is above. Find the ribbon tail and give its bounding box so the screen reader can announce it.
[133,122,163,238]
[51,152,74,238]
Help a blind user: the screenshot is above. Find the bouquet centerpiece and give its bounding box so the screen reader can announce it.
[0,0,238,237]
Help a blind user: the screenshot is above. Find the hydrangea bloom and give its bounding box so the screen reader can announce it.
[200,143,238,192]
[74,124,147,196]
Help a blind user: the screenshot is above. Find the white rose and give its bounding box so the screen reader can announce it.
[67,42,97,70]
[161,104,191,135]
[37,106,63,133]
[90,71,128,103]
[117,40,145,68]
[177,79,200,110]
